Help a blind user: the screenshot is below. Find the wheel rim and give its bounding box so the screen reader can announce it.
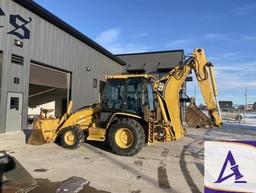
[115,128,134,148]
[64,131,76,145]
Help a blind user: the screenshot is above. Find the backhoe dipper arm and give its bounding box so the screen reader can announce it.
[153,48,222,140]
[193,49,222,126]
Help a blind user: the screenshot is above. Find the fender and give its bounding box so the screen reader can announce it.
[106,112,142,129]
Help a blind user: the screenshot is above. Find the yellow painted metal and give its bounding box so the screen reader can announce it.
[115,128,134,148]
[152,48,222,141]
[211,111,222,126]
[193,49,216,109]
[52,105,102,140]
[58,101,73,126]
[209,65,218,96]
[67,101,73,114]
[105,74,154,80]
[156,95,168,123]
[64,131,75,145]
[60,109,93,129]
[160,66,191,140]
[87,127,106,141]
[28,102,101,144]
[193,48,222,126]
[155,95,173,141]
[106,112,142,129]
[27,119,60,145]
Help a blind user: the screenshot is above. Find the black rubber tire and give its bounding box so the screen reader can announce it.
[108,118,145,156]
[60,126,84,150]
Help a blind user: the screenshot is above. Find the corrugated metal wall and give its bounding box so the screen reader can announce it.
[0,0,124,133]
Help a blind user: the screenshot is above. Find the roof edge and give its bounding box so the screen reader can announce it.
[116,49,184,57]
[12,0,126,66]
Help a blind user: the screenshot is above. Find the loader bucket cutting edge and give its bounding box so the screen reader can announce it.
[27,128,47,145]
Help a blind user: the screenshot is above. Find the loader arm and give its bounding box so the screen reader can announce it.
[154,48,222,140]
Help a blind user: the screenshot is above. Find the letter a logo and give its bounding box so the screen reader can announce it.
[215,151,247,183]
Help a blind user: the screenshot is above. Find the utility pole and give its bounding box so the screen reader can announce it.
[244,88,247,122]
[245,88,248,109]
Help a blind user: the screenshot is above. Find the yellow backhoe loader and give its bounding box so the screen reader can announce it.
[27,48,222,156]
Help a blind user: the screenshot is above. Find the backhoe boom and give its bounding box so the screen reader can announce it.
[153,48,222,140]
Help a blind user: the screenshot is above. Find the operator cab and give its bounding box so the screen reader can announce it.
[100,76,155,123]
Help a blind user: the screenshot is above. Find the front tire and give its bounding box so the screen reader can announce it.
[60,126,84,149]
[108,118,145,156]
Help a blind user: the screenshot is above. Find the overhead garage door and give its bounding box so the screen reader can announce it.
[30,64,69,89]
[28,63,71,118]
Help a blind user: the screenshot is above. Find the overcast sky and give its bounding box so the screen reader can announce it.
[35,0,256,105]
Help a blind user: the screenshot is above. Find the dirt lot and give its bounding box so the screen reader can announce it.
[1,124,256,193]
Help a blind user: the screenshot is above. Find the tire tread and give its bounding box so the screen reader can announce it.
[60,126,84,150]
[108,118,145,156]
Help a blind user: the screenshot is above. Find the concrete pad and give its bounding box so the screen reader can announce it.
[0,125,255,193]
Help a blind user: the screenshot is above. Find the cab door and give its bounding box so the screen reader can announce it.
[102,79,126,112]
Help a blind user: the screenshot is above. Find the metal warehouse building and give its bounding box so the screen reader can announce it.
[0,0,125,133]
[117,50,184,78]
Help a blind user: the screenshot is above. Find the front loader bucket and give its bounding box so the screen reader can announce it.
[185,100,211,128]
[0,152,37,192]
[27,119,60,145]
[27,128,47,145]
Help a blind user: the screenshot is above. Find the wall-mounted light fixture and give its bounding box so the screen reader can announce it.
[86,67,91,71]
[14,39,23,47]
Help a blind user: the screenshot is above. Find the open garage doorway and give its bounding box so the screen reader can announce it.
[28,63,71,126]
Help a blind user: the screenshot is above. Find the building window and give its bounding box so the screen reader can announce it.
[93,78,98,88]
[11,54,24,65]
[10,97,19,110]
[99,81,106,99]
[14,77,20,84]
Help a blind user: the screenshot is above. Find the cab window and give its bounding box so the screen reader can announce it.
[102,79,126,111]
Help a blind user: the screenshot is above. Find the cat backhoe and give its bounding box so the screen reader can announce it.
[27,48,222,156]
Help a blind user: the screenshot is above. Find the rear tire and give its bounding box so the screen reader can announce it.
[60,126,84,149]
[108,118,145,156]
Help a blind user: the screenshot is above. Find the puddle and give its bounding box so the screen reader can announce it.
[34,168,48,173]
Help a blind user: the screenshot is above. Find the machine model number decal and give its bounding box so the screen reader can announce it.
[158,83,165,92]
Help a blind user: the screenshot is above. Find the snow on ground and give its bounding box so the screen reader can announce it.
[222,112,256,128]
